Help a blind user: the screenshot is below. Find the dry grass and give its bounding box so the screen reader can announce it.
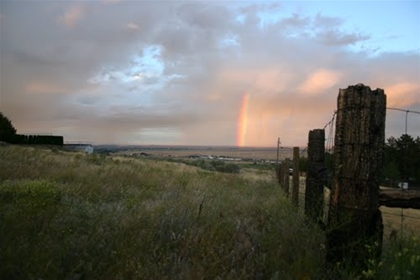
[381,207,420,236]
[1,144,419,279]
[0,144,324,279]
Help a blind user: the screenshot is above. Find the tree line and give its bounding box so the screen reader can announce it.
[0,112,63,146]
[382,134,420,187]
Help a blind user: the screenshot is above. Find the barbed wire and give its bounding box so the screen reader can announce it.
[299,147,307,156]
[387,107,420,135]
[277,105,419,276]
[323,111,337,130]
[325,111,336,154]
[387,107,420,114]
[291,106,420,239]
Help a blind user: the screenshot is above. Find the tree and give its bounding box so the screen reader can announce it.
[383,134,420,186]
[0,112,17,135]
[381,160,400,187]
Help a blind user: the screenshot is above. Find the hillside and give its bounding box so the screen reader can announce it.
[0,145,325,279]
[0,145,419,279]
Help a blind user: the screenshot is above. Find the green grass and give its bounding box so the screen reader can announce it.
[0,145,419,279]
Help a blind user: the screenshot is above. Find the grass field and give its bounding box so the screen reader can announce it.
[1,144,419,279]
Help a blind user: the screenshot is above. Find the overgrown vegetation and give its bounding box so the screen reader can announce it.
[0,145,419,279]
[382,134,420,187]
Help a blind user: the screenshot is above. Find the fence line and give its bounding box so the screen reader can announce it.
[284,176,420,240]
[381,210,420,220]
[275,88,419,272]
[383,108,419,241]
[387,107,420,135]
[278,106,420,244]
[320,107,419,153]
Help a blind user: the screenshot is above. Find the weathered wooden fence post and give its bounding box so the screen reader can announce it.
[305,129,325,222]
[276,163,283,186]
[282,158,290,196]
[276,137,282,186]
[326,84,385,267]
[292,147,300,206]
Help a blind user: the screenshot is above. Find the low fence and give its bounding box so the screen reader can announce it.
[276,147,420,239]
[277,171,420,237]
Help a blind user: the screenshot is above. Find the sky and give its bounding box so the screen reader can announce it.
[0,0,419,147]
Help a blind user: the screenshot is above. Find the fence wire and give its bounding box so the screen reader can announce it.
[280,107,420,242]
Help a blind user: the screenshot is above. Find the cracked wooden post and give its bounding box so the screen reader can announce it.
[292,147,300,206]
[282,158,290,196]
[326,84,385,268]
[305,129,325,222]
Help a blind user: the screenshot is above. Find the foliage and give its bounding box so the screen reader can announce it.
[0,112,63,145]
[197,159,241,173]
[381,161,400,187]
[327,236,420,280]
[0,134,64,145]
[165,158,242,174]
[0,112,17,136]
[383,134,420,186]
[358,235,420,280]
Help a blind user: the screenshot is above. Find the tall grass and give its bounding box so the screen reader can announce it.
[1,145,419,279]
[0,145,324,279]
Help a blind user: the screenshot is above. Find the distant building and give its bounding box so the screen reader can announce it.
[64,142,94,154]
[85,146,94,154]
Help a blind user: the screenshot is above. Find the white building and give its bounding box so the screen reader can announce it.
[64,143,94,154]
[85,146,94,154]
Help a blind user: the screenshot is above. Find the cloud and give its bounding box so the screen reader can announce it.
[316,29,370,46]
[25,82,68,94]
[126,22,140,30]
[58,4,86,28]
[103,0,122,3]
[299,69,342,95]
[386,82,420,108]
[1,1,419,146]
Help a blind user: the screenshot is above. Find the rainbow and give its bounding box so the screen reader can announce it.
[237,93,249,147]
